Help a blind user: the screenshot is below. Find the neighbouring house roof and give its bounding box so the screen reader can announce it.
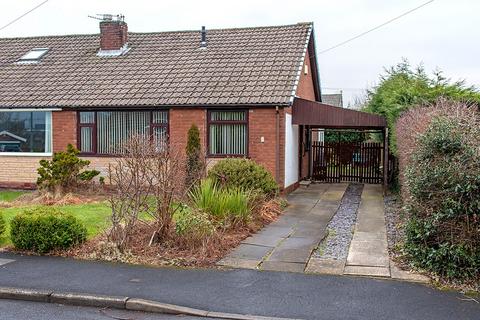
[321,93,343,108]
[0,130,27,142]
[0,23,314,109]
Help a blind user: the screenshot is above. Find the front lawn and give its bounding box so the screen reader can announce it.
[0,190,27,202]
[0,202,111,246]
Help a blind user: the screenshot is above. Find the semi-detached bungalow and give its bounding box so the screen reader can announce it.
[0,16,387,191]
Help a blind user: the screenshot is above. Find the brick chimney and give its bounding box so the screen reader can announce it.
[99,16,128,51]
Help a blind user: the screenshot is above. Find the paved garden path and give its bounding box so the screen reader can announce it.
[343,184,391,277]
[218,183,348,272]
[306,184,429,282]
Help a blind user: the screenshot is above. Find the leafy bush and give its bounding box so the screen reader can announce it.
[403,114,480,280]
[364,60,480,155]
[0,214,5,237]
[324,130,366,143]
[185,124,204,188]
[189,178,251,224]
[10,207,87,253]
[37,144,100,192]
[208,158,278,196]
[174,205,215,242]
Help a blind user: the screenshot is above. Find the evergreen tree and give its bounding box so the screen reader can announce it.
[185,124,203,188]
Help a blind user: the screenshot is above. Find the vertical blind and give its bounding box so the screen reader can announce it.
[79,111,168,154]
[209,111,247,156]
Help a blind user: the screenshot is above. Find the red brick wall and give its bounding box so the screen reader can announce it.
[248,108,284,187]
[4,104,312,192]
[169,108,206,153]
[295,49,317,180]
[52,111,77,152]
[296,50,316,101]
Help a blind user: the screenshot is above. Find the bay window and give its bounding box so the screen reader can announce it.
[78,110,168,155]
[0,111,51,154]
[208,110,248,156]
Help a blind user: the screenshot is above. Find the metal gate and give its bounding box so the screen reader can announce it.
[311,141,385,183]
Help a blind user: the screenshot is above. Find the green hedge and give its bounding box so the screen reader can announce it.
[10,207,87,253]
[0,214,5,237]
[208,158,278,196]
[404,116,480,279]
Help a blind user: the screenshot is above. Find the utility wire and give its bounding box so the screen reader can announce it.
[0,0,49,32]
[318,0,435,54]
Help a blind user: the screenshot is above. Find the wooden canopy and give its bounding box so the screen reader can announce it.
[292,97,386,129]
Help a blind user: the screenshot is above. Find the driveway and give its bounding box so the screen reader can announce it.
[0,253,479,320]
[218,183,348,272]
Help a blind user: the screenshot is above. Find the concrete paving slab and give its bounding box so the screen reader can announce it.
[269,215,300,226]
[309,207,336,217]
[290,227,326,239]
[226,244,273,260]
[305,258,345,275]
[348,240,388,255]
[267,237,318,262]
[297,215,331,225]
[344,265,391,278]
[390,265,430,283]
[353,231,387,241]
[216,258,260,270]
[242,234,285,247]
[347,252,390,267]
[260,261,306,273]
[355,219,386,233]
[283,206,314,216]
[257,226,293,238]
[276,236,319,249]
[267,248,313,263]
[357,205,384,216]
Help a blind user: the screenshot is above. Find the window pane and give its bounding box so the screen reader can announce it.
[0,111,50,153]
[209,124,246,155]
[153,111,168,124]
[97,111,151,154]
[80,127,93,153]
[79,112,95,124]
[153,126,167,151]
[210,111,246,121]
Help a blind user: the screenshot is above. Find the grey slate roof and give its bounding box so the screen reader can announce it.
[321,93,343,108]
[0,23,312,108]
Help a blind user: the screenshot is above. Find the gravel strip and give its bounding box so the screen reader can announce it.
[384,194,406,254]
[314,183,363,260]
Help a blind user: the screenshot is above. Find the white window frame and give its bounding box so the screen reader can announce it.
[0,109,57,157]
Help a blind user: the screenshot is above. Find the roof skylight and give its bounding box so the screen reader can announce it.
[17,48,49,63]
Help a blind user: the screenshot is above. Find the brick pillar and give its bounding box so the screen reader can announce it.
[52,111,77,152]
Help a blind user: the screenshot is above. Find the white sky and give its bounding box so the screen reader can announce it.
[1,0,478,106]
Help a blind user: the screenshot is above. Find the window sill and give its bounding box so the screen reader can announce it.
[0,152,52,157]
[207,154,248,158]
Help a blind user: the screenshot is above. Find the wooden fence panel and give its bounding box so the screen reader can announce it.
[311,141,386,184]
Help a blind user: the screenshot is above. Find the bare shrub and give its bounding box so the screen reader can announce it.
[107,135,194,251]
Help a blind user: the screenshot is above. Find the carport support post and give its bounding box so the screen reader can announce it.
[383,128,389,192]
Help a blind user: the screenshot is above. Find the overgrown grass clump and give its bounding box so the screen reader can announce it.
[189,178,252,224]
[10,207,87,253]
